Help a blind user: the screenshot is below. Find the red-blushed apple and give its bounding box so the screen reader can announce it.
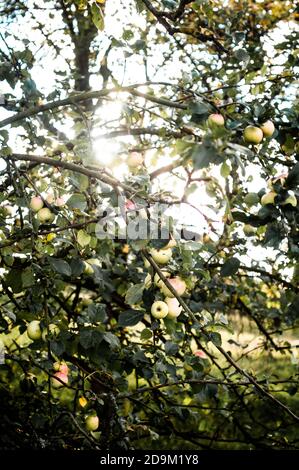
[243,126,263,144]
[46,193,55,204]
[51,371,68,388]
[165,297,182,319]
[85,415,99,431]
[260,120,275,138]
[37,207,55,223]
[194,350,207,359]
[160,277,187,297]
[208,113,225,127]
[55,197,65,207]
[150,248,172,265]
[127,152,143,168]
[27,320,42,341]
[151,301,169,319]
[53,361,69,375]
[125,199,136,211]
[261,191,277,206]
[30,196,44,212]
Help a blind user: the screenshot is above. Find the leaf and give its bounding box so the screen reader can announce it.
[118,310,144,327]
[192,142,219,169]
[103,332,120,350]
[285,163,299,190]
[87,303,107,323]
[164,341,179,356]
[220,257,240,276]
[79,328,103,349]
[70,258,85,276]
[77,229,91,247]
[125,283,145,305]
[21,267,34,288]
[48,258,72,277]
[91,2,104,31]
[209,332,222,347]
[140,328,153,340]
[67,193,87,211]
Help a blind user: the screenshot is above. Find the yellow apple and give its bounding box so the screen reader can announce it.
[144,273,152,288]
[208,113,225,127]
[127,152,143,168]
[27,320,42,341]
[154,271,171,288]
[151,301,169,319]
[37,208,55,223]
[243,126,263,144]
[165,297,182,319]
[85,415,99,431]
[42,323,60,341]
[83,261,94,275]
[260,120,275,138]
[160,277,186,298]
[243,224,256,236]
[30,196,44,212]
[150,248,172,265]
[261,191,277,206]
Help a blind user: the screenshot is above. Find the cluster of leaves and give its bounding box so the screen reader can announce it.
[0,0,298,450]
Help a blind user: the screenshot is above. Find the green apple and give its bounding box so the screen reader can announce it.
[208,113,225,127]
[243,126,263,144]
[154,271,171,288]
[42,323,60,341]
[261,191,277,206]
[27,320,42,341]
[281,193,297,207]
[144,273,152,288]
[127,152,143,168]
[151,301,169,319]
[30,196,44,212]
[83,261,94,275]
[260,120,275,138]
[244,192,260,207]
[51,371,68,388]
[160,277,187,298]
[150,248,172,265]
[37,207,55,223]
[165,297,182,319]
[85,415,99,431]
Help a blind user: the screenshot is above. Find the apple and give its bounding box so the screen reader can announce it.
[165,297,182,319]
[194,350,207,359]
[42,323,60,341]
[46,193,55,204]
[243,224,256,236]
[281,193,297,207]
[150,248,172,265]
[244,192,260,207]
[161,236,177,250]
[260,120,275,138]
[151,301,169,319]
[85,415,99,431]
[37,207,55,223]
[154,271,171,288]
[144,273,152,288]
[261,191,277,206]
[243,126,263,144]
[160,277,187,298]
[30,196,44,212]
[55,197,65,207]
[86,258,101,267]
[51,371,68,389]
[127,152,143,168]
[27,320,42,341]
[208,113,225,127]
[53,361,69,375]
[83,261,94,275]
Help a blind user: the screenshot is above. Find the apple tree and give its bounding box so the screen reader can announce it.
[0,0,298,450]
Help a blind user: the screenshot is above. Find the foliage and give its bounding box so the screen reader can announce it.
[0,0,298,450]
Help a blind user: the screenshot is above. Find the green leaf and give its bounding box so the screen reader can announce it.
[220,257,240,276]
[48,258,72,277]
[103,332,120,350]
[209,332,222,347]
[164,341,179,356]
[67,193,87,211]
[91,2,104,31]
[118,310,144,327]
[70,258,85,276]
[125,283,145,305]
[21,267,34,288]
[140,328,153,340]
[77,229,91,247]
[192,142,219,169]
[79,328,103,349]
